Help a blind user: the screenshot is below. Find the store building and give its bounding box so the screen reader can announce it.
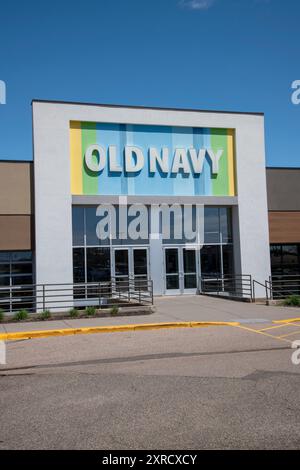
[0,100,299,305]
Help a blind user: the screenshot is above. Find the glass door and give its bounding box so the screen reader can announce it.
[114,248,129,290]
[164,248,181,295]
[133,248,149,291]
[164,247,199,294]
[182,248,198,294]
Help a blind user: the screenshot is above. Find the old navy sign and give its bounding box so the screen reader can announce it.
[70,122,235,196]
[84,145,223,176]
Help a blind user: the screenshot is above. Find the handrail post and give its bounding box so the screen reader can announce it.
[265,280,269,306]
[43,284,45,311]
[151,280,154,305]
[269,275,273,300]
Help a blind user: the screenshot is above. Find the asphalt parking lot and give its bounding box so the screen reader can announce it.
[1,302,300,450]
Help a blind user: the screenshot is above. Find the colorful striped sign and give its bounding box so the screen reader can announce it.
[70,122,236,196]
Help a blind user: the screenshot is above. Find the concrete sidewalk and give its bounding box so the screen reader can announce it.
[0,295,299,334]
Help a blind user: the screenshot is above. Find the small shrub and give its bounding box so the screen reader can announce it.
[69,308,79,318]
[0,309,5,322]
[110,305,119,316]
[85,306,96,316]
[40,309,51,320]
[14,309,29,321]
[283,295,300,307]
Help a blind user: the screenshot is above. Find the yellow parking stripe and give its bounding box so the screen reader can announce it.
[259,324,297,332]
[233,324,294,344]
[278,329,300,339]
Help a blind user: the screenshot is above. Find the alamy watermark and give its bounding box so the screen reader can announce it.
[94,201,205,247]
[291,340,300,365]
[0,80,6,104]
[291,80,300,105]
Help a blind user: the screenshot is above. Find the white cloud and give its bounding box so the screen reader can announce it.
[179,0,216,10]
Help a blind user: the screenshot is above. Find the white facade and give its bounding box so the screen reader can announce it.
[32,101,271,297]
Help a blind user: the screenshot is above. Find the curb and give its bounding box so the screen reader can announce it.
[0,321,240,342]
[273,317,300,324]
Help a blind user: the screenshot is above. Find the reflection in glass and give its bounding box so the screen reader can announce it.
[133,249,147,276]
[183,249,196,273]
[73,248,85,283]
[115,250,129,277]
[184,274,197,289]
[86,207,102,246]
[201,245,221,276]
[72,207,85,246]
[166,275,179,290]
[165,249,179,274]
[222,245,234,276]
[87,248,111,282]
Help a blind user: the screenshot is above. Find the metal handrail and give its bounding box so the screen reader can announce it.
[252,279,272,304]
[200,274,253,300]
[0,277,153,314]
[269,274,300,299]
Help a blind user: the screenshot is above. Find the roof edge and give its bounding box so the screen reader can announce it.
[31,99,264,116]
[267,166,300,170]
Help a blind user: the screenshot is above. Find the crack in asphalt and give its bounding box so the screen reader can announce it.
[0,345,291,375]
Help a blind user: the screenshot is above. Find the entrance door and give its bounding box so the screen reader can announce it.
[114,248,129,290]
[164,247,198,294]
[165,248,180,295]
[182,248,198,294]
[133,248,149,290]
[113,247,149,290]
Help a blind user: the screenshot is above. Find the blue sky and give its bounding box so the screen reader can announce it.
[0,0,299,166]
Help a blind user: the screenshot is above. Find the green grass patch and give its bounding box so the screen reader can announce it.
[40,309,51,320]
[85,306,96,316]
[14,309,29,321]
[0,308,5,322]
[110,305,119,315]
[283,295,300,307]
[69,308,79,318]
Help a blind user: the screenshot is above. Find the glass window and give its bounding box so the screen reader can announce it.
[12,276,33,286]
[113,205,150,245]
[11,251,32,262]
[133,249,148,276]
[204,208,220,243]
[282,245,298,266]
[0,253,10,262]
[220,208,232,243]
[86,207,106,246]
[270,244,300,276]
[72,207,85,246]
[270,245,282,269]
[11,264,32,275]
[201,245,221,276]
[0,264,10,275]
[0,276,10,287]
[222,245,234,276]
[73,248,85,283]
[204,207,232,244]
[87,247,111,282]
[0,252,33,289]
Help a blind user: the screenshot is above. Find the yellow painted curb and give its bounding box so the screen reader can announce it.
[273,317,300,324]
[0,321,239,342]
